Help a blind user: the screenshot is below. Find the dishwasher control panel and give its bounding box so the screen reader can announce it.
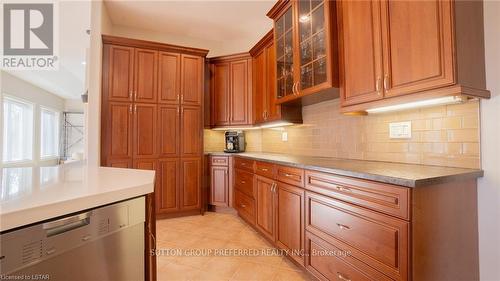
[0,196,145,275]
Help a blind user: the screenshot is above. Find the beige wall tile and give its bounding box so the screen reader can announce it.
[204,99,480,169]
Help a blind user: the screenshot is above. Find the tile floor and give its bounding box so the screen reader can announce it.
[156,212,311,281]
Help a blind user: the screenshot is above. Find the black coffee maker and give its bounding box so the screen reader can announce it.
[224,131,245,153]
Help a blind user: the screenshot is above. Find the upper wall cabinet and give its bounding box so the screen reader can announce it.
[250,30,302,125]
[209,54,253,128]
[338,0,490,112]
[267,0,339,105]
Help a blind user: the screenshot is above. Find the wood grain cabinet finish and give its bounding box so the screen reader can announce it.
[234,189,256,225]
[305,170,410,220]
[103,102,133,162]
[234,169,255,198]
[103,45,134,102]
[276,165,305,187]
[305,232,394,281]
[255,161,276,178]
[158,105,180,157]
[180,106,202,156]
[181,54,203,106]
[275,182,305,265]
[211,156,229,166]
[255,175,277,241]
[133,103,158,158]
[180,158,202,211]
[305,191,409,280]
[134,48,158,103]
[250,30,302,125]
[210,165,229,207]
[158,52,181,104]
[157,158,180,213]
[234,157,255,173]
[338,0,490,112]
[209,54,253,127]
[337,0,384,106]
[266,0,339,104]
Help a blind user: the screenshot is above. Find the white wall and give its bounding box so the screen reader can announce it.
[479,1,500,280]
[86,0,113,166]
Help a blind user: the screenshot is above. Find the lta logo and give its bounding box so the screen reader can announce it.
[2,3,58,69]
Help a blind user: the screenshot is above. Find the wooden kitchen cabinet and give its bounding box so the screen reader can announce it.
[101,35,207,219]
[275,182,305,265]
[102,102,133,163]
[209,54,253,127]
[250,30,302,124]
[134,48,158,103]
[338,0,490,112]
[255,175,276,241]
[210,165,229,206]
[158,52,180,104]
[181,157,202,210]
[267,0,339,104]
[133,103,158,158]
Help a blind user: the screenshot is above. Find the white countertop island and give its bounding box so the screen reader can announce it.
[0,162,155,232]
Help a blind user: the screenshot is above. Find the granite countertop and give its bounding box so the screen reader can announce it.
[0,162,155,232]
[205,151,483,188]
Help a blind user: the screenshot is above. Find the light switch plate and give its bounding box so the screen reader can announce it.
[389,121,412,139]
[282,132,288,142]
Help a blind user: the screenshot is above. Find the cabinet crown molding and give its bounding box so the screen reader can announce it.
[249,29,273,56]
[266,0,291,19]
[102,35,209,57]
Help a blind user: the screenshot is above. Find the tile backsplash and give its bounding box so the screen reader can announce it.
[204,99,481,169]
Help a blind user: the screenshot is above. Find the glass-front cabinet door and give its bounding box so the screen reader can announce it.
[275,6,295,99]
[269,0,338,103]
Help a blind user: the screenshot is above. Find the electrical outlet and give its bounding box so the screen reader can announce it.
[282,132,288,142]
[389,121,412,139]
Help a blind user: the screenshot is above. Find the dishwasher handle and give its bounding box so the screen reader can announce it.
[43,212,92,237]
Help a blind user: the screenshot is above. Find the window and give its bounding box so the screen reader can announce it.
[2,96,34,163]
[40,107,60,159]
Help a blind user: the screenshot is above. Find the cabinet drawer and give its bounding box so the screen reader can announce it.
[276,165,304,187]
[234,157,255,172]
[306,232,394,281]
[211,156,228,166]
[234,169,255,198]
[305,171,410,220]
[255,161,275,178]
[235,189,255,225]
[306,192,408,279]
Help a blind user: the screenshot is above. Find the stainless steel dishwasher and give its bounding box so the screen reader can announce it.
[0,197,145,281]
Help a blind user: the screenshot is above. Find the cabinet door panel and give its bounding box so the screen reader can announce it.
[276,182,305,265]
[158,158,180,213]
[253,50,266,124]
[134,159,157,171]
[181,106,202,156]
[134,48,158,103]
[158,52,181,104]
[210,166,229,206]
[107,159,132,168]
[339,0,384,106]
[212,63,230,126]
[230,60,251,125]
[381,0,454,97]
[265,41,281,121]
[181,55,203,106]
[158,105,180,157]
[106,102,133,160]
[256,175,276,241]
[181,158,201,210]
[134,104,158,158]
[274,5,296,100]
[106,45,134,102]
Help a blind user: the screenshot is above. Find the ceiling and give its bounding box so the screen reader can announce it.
[104,0,275,57]
[6,1,91,100]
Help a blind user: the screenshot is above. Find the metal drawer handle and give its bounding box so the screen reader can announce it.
[284,173,293,177]
[46,248,56,255]
[241,181,246,184]
[82,235,91,241]
[337,186,351,192]
[260,168,268,172]
[241,204,246,208]
[241,163,246,166]
[337,272,351,281]
[336,223,351,230]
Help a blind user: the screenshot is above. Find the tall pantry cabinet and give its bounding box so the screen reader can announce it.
[100,35,207,218]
